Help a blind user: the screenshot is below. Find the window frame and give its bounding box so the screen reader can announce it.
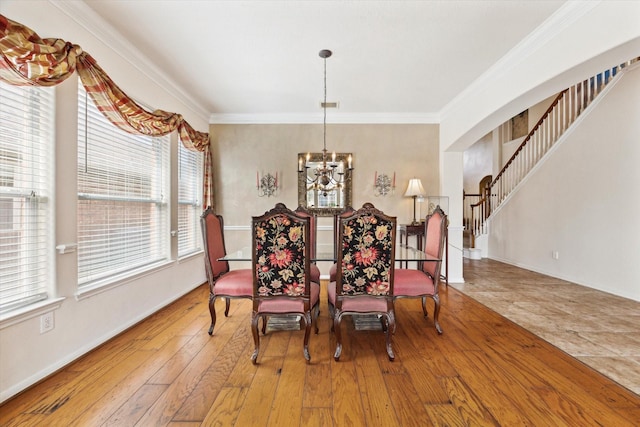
[0,82,54,315]
[76,83,171,290]
[177,143,203,258]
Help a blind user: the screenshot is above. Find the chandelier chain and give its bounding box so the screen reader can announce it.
[297,49,352,199]
[323,54,327,163]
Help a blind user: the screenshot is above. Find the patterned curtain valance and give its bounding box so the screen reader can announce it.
[0,15,81,86]
[0,14,213,208]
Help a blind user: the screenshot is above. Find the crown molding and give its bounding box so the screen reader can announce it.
[439,0,600,121]
[209,112,440,125]
[49,0,210,122]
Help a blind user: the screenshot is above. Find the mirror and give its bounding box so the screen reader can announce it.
[298,152,353,216]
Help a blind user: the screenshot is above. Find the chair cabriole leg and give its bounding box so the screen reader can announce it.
[432,294,443,334]
[224,297,231,317]
[333,312,343,361]
[251,311,261,364]
[208,293,217,335]
[303,312,312,362]
[386,310,396,361]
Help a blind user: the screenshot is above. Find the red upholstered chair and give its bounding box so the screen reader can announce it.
[251,203,320,364]
[201,208,253,336]
[328,203,397,361]
[295,206,321,284]
[394,205,446,334]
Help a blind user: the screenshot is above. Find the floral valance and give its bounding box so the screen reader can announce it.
[0,14,212,207]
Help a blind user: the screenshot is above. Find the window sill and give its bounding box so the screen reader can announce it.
[0,297,66,330]
[178,249,203,263]
[75,260,175,301]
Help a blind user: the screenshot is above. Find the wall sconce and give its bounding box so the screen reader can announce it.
[373,171,395,196]
[257,171,279,197]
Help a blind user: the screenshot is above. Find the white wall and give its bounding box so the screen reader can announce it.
[488,65,640,301]
[441,1,640,153]
[0,2,208,402]
[463,133,492,195]
[442,1,640,283]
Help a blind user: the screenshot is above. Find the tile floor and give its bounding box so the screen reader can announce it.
[454,258,640,396]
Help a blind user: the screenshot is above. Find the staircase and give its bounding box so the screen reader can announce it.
[464,58,637,254]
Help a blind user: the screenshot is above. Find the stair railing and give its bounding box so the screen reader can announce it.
[463,191,489,247]
[466,59,636,244]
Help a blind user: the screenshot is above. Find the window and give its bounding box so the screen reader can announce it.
[177,144,203,257]
[0,83,54,313]
[77,84,170,287]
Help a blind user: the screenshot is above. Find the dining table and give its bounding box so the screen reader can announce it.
[220,244,439,265]
[219,244,440,331]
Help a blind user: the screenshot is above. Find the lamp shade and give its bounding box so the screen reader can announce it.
[404,178,425,197]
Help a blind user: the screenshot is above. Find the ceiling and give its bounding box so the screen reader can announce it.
[78,0,567,123]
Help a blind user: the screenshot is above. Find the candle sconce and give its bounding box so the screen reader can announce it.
[373,171,395,197]
[257,171,279,197]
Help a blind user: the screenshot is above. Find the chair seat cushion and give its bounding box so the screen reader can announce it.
[328,263,337,282]
[328,281,389,313]
[394,268,435,297]
[258,281,320,314]
[310,264,321,284]
[214,269,254,296]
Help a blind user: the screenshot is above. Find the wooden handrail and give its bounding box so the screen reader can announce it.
[490,89,567,188]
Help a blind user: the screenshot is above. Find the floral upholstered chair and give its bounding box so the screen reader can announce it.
[394,205,446,334]
[201,208,253,335]
[294,206,321,284]
[328,202,397,361]
[251,203,320,364]
[328,206,355,283]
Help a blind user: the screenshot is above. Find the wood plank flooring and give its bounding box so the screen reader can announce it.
[1,260,639,426]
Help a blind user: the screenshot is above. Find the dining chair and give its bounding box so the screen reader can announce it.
[251,203,320,364]
[295,206,321,284]
[328,202,397,361]
[328,206,355,282]
[394,205,446,334]
[201,207,254,336]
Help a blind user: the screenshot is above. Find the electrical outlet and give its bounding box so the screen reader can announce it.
[40,312,54,334]
[552,251,559,260]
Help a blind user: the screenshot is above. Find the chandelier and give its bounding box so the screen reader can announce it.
[298,49,353,197]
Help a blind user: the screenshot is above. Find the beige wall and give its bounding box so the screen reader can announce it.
[210,123,439,273]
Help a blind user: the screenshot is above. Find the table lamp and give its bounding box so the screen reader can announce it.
[404,178,425,225]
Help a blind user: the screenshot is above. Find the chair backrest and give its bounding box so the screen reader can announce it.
[333,206,355,259]
[200,207,230,282]
[422,205,446,280]
[335,202,396,297]
[295,206,317,260]
[253,203,311,298]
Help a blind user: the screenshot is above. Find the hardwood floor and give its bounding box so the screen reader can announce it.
[1,260,639,426]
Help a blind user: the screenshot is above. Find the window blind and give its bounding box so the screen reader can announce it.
[0,83,53,313]
[177,144,203,257]
[77,83,170,286]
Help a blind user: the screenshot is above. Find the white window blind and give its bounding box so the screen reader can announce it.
[0,82,53,313]
[177,144,203,257]
[77,83,170,286]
